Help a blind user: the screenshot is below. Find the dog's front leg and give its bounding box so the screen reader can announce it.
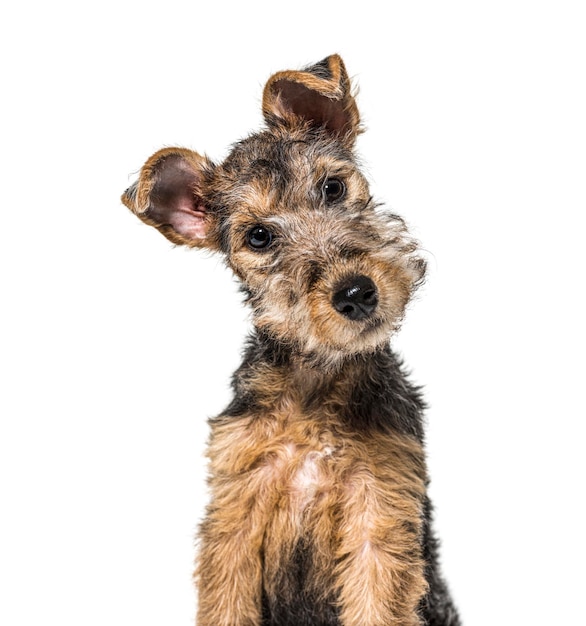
[195,472,267,626]
[195,415,281,626]
[334,436,428,626]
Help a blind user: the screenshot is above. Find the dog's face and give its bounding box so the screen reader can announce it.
[122,56,425,367]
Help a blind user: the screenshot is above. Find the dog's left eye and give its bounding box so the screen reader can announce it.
[247,225,273,250]
[322,178,346,203]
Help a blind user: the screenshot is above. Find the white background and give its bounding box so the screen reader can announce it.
[1,1,585,624]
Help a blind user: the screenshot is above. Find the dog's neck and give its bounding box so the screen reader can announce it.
[222,328,425,441]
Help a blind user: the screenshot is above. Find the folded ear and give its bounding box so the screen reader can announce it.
[262,54,361,145]
[121,147,218,249]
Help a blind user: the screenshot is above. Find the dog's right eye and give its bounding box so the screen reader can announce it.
[247,225,273,250]
[322,177,346,203]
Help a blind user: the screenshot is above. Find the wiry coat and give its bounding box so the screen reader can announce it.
[122,54,460,626]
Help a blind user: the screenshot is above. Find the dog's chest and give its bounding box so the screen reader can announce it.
[209,405,426,624]
[215,408,345,524]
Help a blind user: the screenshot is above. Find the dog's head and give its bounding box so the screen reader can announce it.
[122,55,425,367]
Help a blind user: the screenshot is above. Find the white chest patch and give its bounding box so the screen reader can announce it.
[289,445,335,509]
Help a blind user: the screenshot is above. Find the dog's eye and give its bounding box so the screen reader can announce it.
[247,225,273,250]
[322,178,346,203]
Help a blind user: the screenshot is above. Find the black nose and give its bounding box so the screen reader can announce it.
[332,275,378,321]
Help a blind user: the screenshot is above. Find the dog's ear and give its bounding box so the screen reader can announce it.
[262,54,361,145]
[121,147,218,249]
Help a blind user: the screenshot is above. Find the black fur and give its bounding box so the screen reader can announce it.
[419,497,461,625]
[262,536,340,626]
[304,57,335,81]
[224,331,425,440]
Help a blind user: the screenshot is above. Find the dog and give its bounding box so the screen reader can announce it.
[122,54,460,626]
